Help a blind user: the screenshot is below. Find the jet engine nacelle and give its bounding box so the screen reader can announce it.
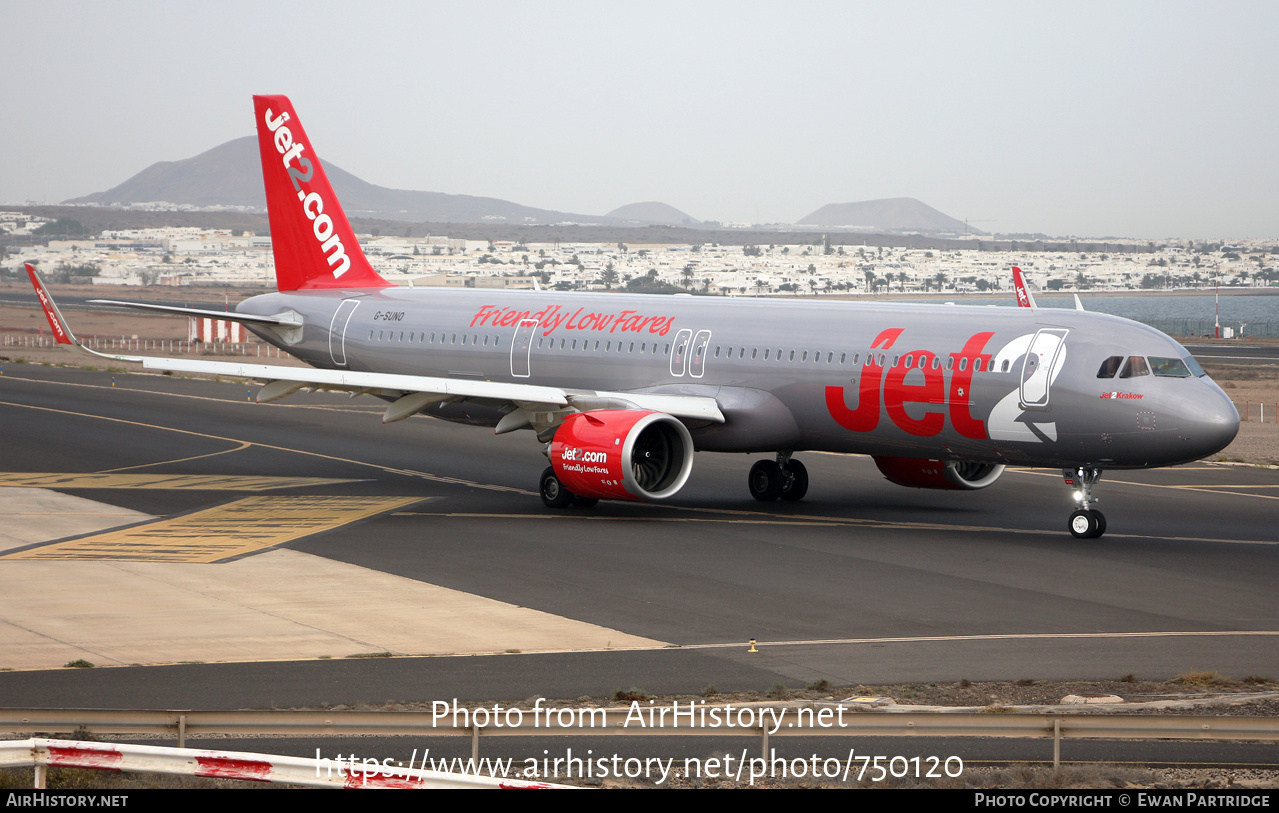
[549,409,694,501]
[873,456,1006,490]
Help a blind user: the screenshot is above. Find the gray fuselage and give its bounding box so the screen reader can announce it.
[238,287,1239,470]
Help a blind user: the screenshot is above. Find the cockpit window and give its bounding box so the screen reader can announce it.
[1096,356,1124,378]
[1149,356,1192,378]
[1183,354,1207,377]
[1119,356,1150,378]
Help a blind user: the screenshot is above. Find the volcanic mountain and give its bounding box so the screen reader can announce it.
[66,137,611,226]
[797,197,979,235]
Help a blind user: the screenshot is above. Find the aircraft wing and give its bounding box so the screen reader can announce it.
[138,357,723,426]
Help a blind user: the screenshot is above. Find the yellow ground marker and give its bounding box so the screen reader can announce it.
[0,473,360,491]
[2,495,420,563]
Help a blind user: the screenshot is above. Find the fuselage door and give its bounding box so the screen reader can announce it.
[511,319,538,378]
[327,298,361,367]
[1019,328,1068,410]
[689,330,712,378]
[669,328,693,377]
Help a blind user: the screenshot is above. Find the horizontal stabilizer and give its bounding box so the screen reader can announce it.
[89,300,304,328]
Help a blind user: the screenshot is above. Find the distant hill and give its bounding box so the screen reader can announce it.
[797,197,980,235]
[606,201,702,227]
[66,137,613,226]
[68,138,262,210]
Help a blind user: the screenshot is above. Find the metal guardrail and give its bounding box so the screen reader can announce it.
[2,706,1276,770]
[0,335,283,356]
[0,738,570,789]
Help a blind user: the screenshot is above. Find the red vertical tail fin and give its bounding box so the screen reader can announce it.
[1011,266,1036,310]
[253,95,391,291]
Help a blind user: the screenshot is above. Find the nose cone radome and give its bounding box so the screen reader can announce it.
[1174,379,1240,462]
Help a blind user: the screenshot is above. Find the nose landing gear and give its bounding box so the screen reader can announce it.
[1064,467,1106,538]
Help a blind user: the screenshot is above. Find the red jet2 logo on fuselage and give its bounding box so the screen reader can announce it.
[825,329,993,438]
[826,328,1069,443]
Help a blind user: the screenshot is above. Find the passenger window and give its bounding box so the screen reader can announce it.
[1001,359,1010,373]
[1097,356,1123,378]
[1120,356,1150,378]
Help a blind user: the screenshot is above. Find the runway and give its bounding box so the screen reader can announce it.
[0,364,1276,709]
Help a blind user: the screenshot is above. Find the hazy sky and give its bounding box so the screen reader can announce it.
[6,1,1277,238]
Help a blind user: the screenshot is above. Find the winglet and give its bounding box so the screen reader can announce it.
[25,264,142,362]
[253,95,392,292]
[26,264,76,345]
[1011,266,1037,310]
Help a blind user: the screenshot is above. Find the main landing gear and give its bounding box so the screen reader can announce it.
[1064,466,1106,539]
[539,467,598,509]
[748,452,808,502]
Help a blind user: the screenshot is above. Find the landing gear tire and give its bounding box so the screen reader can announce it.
[749,460,784,501]
[540,466,574,509]
[1063,467,1106,539]
[1069,509,1106,539]
[779,460,809,502]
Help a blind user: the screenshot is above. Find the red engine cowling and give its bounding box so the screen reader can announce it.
[873,456,1005,490]
[549,410,694,501]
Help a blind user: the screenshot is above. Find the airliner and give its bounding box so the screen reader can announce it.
[26,94,1240,539]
